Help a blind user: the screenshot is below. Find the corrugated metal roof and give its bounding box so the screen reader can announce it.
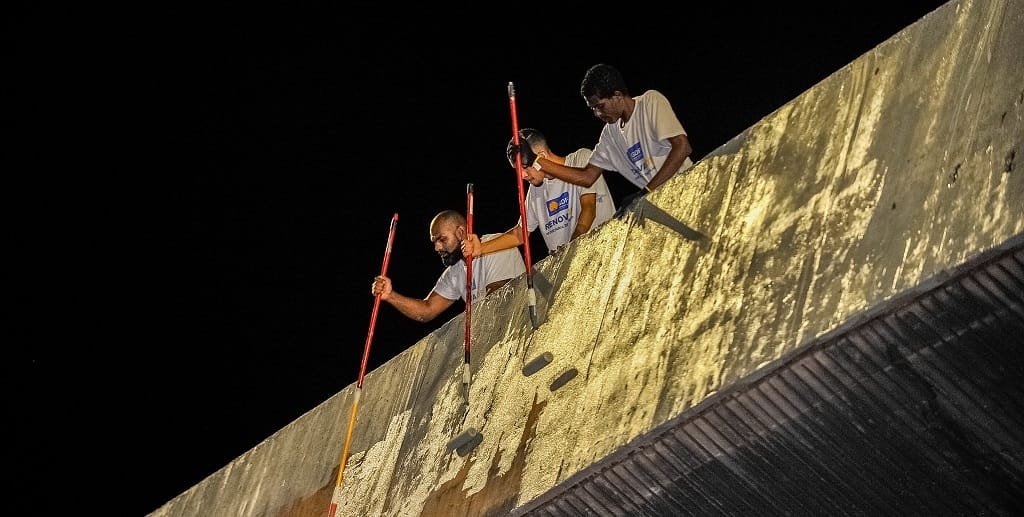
[517,238,1024,516]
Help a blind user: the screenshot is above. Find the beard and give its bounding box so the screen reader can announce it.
[438,245,464,267]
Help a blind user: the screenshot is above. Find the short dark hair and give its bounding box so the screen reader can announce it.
[580,63,628,99]
[518,128,546,149]
[505,128,546,168]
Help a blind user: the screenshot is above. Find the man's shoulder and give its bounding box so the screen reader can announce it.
[565,148,593,167]
[638,89,668,102]
[437,262,461,276]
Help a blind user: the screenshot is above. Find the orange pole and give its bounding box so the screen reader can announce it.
[329,212,398,517]
[463,184,474,400]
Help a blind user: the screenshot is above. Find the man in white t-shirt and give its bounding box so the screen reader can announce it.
[370,210,525,323]
[532,63,695,212]
[462,128,616,259]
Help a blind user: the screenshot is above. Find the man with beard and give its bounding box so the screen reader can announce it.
[370,209,526,323]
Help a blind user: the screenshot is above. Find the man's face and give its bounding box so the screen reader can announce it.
[523,168,544,186]
[585,93,622,124]
[430,222,464,266]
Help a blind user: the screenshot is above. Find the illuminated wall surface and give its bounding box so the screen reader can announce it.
[150,1,1024,515]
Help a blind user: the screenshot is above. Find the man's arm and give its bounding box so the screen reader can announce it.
[462,229,523,258]
[372,275,455,322]
[535,158,604,188]
[645,133,692,191]
[571,193,597,239]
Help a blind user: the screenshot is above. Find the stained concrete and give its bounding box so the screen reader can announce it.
[149,0,1024,515]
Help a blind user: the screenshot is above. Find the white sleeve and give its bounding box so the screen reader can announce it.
[588,125,618,171]
[432,265,464,302]
[648,90,686,141]
[570,149,599,195]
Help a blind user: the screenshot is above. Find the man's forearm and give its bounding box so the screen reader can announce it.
[384,292,437,322]
[572,217,595,239]
[537,158,600,188]
[573,195,598,239]
[648,136,692,190]
[481,230,523,256]
[648,152,685,190]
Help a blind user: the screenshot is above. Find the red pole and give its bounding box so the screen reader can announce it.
[507,82,539,328]
[329,212,398,517]
[463,183,474,401]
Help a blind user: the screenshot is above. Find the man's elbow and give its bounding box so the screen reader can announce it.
[581,170,601,188]
[674,135,693,158]
[574,218,594,237]
[415,311,437,323]
[413,301,441,323]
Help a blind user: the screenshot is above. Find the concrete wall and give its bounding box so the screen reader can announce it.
[149,0,1024,515]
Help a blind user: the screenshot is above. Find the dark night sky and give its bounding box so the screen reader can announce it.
[10,2,949,514]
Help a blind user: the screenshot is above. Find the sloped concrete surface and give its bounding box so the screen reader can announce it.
[149,0,1023,515]
[513,235,1024,515]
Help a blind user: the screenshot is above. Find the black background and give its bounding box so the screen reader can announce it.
[9,2,949,514]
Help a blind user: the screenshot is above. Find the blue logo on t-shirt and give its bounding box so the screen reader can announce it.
[546,191,570,216]
[626,142,647,181]
[627,142,644,163]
